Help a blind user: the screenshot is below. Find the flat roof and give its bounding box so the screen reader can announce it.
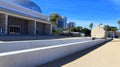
[0,6,47,21]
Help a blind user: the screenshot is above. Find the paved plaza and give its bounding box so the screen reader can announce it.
[39,39,120,67]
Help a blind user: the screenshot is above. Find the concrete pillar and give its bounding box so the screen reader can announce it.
[34,21,36,35]
[50,24,52,35]
[5,14,8,35]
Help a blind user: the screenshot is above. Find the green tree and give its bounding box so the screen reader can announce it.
[81,28,91,36]
[76,26,83,32]
[71,27,75,32]
[118,20,120,31]
[105,25,118,32]
[52,28,63,36]
[89,23,93,30]
[111,27,118,31]
[56,28,63,34]
[99,23,103,25]
[49,13,61,25]
[105,25,110,31]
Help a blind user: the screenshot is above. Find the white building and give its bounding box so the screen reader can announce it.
[58,16,67,29]
[0,0,52,35]
[68,22,76,28]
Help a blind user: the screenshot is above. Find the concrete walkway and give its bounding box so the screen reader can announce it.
[39,39,120,67]
[62,39,120,67]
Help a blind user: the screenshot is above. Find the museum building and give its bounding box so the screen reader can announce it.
[0,0,52,35]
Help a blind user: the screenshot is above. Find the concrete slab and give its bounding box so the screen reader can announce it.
[61,39,120,67]
[38,39,111,67]
[39,39,120,67]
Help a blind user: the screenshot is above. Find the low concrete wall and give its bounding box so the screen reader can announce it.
[0,39,111,67]
[0,38,92,53]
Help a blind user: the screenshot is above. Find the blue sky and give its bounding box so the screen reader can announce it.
[33,0,120,28]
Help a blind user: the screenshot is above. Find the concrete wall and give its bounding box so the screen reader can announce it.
[0,39,111,67]
[36,22,51,35]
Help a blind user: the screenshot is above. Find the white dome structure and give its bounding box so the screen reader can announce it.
[4,0,42,13]
[91,25,107,39]
[0,0,52,35]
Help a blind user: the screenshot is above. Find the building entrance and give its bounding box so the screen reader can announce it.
[9,25,21,35]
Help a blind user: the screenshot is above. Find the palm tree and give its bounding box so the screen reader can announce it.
[104,25,110,31]
[49,13,62,35]
[99,23,103,25]
[89,22,93,31]
[118,20,120,31]
[49,13,61,25]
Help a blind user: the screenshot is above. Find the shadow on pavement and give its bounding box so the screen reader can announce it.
[37,40,111,67]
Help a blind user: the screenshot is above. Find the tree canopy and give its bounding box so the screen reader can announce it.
[89,22,93,30]
[69,26,91,36]
[105,25,118,32]
[118,20,120,31]
[49,13,62,25]
[118,20,120,25]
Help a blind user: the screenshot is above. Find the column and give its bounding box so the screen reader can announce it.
[34,21,36,35]
[50,24,52,35]
[5,14,8,35]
